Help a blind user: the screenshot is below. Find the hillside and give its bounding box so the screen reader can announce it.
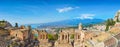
[27,18,105,29]
[0,20,12,28]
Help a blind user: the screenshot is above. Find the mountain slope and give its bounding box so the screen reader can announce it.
[36,18,105,28]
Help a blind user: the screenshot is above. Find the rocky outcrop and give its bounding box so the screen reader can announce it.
[0,27,9,37]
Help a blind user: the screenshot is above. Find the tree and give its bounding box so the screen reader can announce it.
[105,18,116,31]
[70,34,74,39]
[48,34,58,41]
[15,23,18,28]
[48,34,54,40]
[2,19,5,22]
[54,34,58,40]
[105,25,109,31]
[116,17,119,22]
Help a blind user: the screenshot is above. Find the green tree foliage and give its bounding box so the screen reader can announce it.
[105,18,115,31]
[15,23,18,28]
[54,34,58,40]
[48,34,58,41]
[48,34,54,40]
[70,34,74,39]
[105,25,109,31]
[0,20,6,27]
[116,17,120,22]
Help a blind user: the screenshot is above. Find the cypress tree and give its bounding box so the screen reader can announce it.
[116,17,119,22]
[15,23,18,28]
[105,18,115,31]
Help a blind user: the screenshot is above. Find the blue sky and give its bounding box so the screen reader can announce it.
[0,0,120,25]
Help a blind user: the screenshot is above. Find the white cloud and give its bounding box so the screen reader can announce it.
[56,6,79,13]
[76,14,95,19]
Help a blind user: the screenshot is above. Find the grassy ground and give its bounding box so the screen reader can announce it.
[0,21,6,27]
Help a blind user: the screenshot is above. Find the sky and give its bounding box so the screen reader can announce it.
[0,0,120,25]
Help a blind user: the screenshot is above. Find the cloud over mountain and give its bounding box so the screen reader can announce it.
[76,14,95,19]
[56,6,79,13]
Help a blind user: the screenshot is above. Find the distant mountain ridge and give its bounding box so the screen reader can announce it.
[28,18,105,29]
